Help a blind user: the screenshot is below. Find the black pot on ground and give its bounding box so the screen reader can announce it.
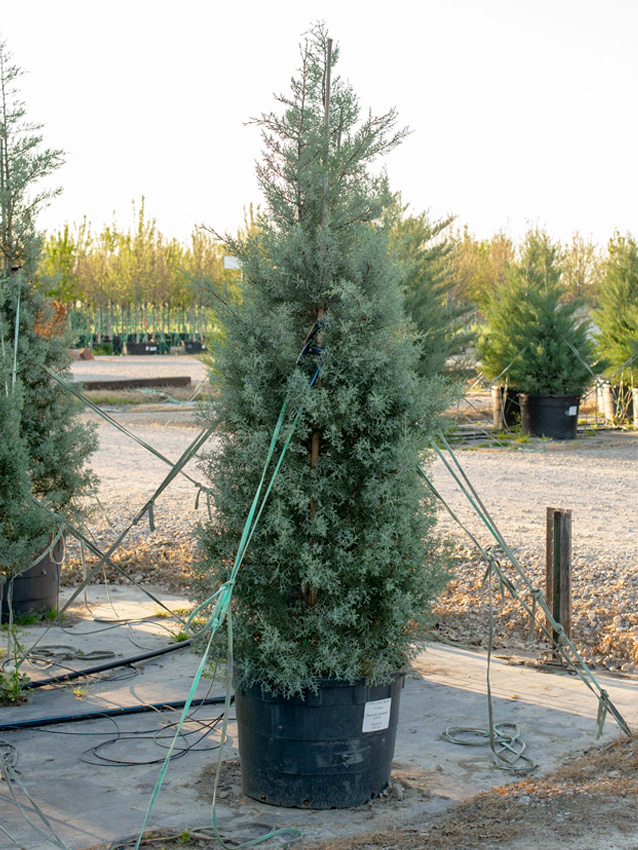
[0,536,64,622]
[491,386,521,430]
[125,341,159,355]
[520,393,580,440]
[234,674,405,809]
[184,340,206,354]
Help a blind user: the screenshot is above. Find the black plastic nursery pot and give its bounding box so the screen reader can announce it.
[184,340,206,354]
[125,341,159,355]
[234,673,405,809]
[491,386,521,430]
[520,393,580,440]
[0,536,64,622]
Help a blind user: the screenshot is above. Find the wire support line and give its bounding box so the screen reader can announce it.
[0,742,73,850]
[130,352,324,850]
[12,417,213,666]
[441,721,534,772]
[421,432,632,741]
[44,365,211,495]
[79,714,225,767]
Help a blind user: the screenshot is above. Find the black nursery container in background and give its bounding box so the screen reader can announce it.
[0,536,64,621]
[194,25,450,808]
[520,393,580,440]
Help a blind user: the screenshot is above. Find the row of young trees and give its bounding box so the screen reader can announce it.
[37,202,242,344]
[388,213,638,383]
[38,196,638,367]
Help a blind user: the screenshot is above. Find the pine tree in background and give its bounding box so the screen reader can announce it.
[594,232,638,383]
[194,25,451,696]
[389,205,473,379]
[0,40,96,578]
[478,228,593,394]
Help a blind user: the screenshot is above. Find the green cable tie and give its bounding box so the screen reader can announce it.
[596,691,609,739]
[132,367,321,849]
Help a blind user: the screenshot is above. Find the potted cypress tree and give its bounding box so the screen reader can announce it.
[0,40,97,619]
[194,26,450,808]
[478,229,594,439]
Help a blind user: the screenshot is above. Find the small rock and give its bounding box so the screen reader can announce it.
[389,783,404,801]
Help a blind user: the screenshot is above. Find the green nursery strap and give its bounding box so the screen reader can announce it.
[12,420,215,666]
[133,386,310,850]
[44,366,210,493]
[421,435,632,740]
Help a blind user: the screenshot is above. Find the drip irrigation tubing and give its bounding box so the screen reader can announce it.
[25,639,193,689]
[0,695,230,733]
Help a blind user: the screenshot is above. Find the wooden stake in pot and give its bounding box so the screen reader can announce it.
[303,38,332,610]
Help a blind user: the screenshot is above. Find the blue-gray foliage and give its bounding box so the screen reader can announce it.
[194,25,450,696]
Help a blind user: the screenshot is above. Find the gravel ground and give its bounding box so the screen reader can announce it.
[429,430,638,673]
[70,353,211,386]
[63,397,638,674]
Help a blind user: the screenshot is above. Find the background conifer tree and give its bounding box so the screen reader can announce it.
[389,205,473,379]
[0,39,96,578]
[195,25,450,696]
[478,228,593,394]
[594,232,638,383]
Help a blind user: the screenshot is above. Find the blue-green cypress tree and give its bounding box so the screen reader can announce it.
[194,26,450,697]
[0,40,96,580]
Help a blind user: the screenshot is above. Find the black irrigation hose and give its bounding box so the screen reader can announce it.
[0,695,231,732]
[25,639,194,690]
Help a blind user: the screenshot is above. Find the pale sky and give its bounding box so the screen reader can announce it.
[2,0,637,249]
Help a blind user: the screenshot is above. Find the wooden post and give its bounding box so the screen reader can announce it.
[303,39,332,612]
[545,507,572,645]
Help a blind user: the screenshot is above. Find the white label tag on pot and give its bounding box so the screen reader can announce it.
[567,406,577,416]
[362,697,392,732]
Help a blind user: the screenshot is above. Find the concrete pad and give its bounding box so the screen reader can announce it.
[1,584,636,850]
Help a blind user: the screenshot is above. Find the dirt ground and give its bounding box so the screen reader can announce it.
[84,734,638,850]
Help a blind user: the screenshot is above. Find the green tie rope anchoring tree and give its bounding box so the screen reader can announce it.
[194,24,452,808]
